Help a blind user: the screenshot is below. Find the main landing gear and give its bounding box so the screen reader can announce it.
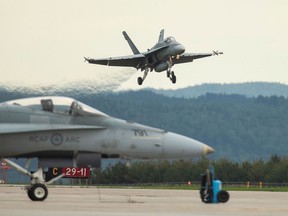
[2,158,63,201]
[167,70,177,84]
[137,67,149,85]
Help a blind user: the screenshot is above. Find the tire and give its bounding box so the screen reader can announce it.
[27,184,48,201]
[200,188,213,203]
[171,74,176,84]
[217,190,229,203]
[137,77,143,85]
[27,189,34,200]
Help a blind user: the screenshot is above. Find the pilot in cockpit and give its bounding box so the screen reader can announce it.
[69,101,80,115]
[41,99,54,112]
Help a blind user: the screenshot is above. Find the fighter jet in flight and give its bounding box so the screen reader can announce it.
[85,29,223,85]
[0,96,214,201]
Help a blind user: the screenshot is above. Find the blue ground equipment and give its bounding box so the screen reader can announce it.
[200,168,230,203]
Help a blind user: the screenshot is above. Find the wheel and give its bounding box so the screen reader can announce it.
[137,77,143,85]
[217,190,229,203]
[27,184,48,201]
[27,189,34,200]
[203,189,213,203]
[171,74,176,84]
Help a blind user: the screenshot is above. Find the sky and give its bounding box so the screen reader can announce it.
[1,0,288,92]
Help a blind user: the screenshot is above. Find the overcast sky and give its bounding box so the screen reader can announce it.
[1,0,288,91]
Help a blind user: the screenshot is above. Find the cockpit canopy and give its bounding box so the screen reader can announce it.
[164,36,176,43]
[6,96,108,117]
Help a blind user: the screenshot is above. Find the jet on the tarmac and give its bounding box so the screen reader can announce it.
[0,96,214,201]
[85,29,223,85]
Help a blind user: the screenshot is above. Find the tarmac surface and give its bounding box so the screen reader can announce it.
[0,185,288,216]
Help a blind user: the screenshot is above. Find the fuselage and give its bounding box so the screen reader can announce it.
[0,97,213,162]
[151,36,185,57]
[147,37,185,72]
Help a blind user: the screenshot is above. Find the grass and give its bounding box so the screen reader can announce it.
[3,182,288,192]
[96,184,288,192]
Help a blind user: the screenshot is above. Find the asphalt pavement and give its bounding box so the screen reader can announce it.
[0,185,287,216]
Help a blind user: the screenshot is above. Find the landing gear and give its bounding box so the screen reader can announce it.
[137,62,177,85]
[167,70,177,84]
[137,67,149,85]
[137,77,143,85]
[171,72,176,84]
[1,158,64,201]
[165,56,176,84]
[27,184,48,201]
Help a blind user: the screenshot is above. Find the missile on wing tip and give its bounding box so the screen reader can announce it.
[213,50,223,56]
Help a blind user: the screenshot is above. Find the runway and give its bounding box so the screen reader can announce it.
[0,185,288,216]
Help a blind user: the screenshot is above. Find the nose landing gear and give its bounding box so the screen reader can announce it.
[27,183,48,201]
[2,158,64,201]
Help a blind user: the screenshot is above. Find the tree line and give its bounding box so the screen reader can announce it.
[88,92,288,161]
[1,89,288,161]
[91,155,288,184]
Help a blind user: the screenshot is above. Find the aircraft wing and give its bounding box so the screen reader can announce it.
[85,54,145,68]
[0,124,106,135]
[173,52,221,64]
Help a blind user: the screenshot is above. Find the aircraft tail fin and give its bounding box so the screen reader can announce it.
[158,29,164,42]
[122,31,140,54]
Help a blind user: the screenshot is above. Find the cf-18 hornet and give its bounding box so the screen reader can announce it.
[0,96,214,201]
[85,29,223,85]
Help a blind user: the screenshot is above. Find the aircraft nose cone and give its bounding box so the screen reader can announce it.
[176,44,185,54]
[170,44,185,56]
[203,144,215,155]
[163,132,214,158]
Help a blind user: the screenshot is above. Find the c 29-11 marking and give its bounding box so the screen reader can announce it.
[49,167,90,178]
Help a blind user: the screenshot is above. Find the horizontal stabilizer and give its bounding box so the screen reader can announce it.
[0,124,106,135]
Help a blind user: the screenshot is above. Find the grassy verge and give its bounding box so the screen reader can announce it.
[3,183,288,192]
[96,184,288,192]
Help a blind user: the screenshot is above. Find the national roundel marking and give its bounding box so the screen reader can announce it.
[51,133,64,146]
